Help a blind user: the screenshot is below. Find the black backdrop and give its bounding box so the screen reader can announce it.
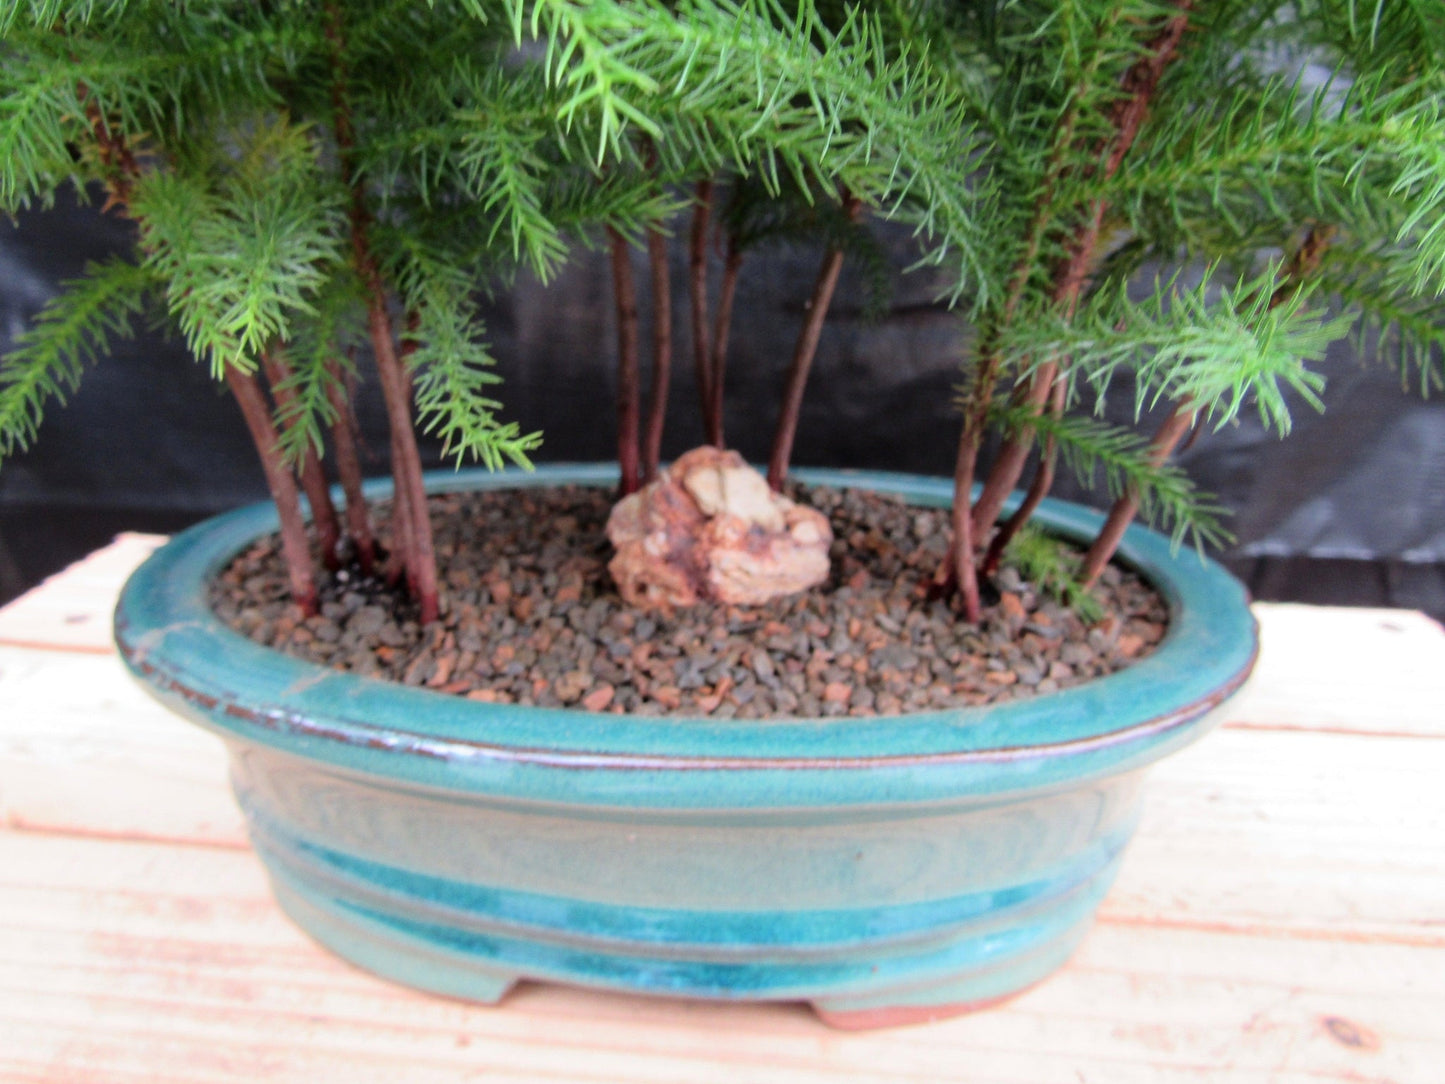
[3,189,1443,616]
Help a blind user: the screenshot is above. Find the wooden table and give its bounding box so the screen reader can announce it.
[1,535,1442,1083]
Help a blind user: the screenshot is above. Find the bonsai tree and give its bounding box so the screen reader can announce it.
[0,1,561,623]
[577,0,1445,626]
[0,0,983,620]
[873,0,1445,620]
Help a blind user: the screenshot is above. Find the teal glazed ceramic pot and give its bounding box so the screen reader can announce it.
[115,466,1257,1029]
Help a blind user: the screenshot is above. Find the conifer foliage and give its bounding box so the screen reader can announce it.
[883,0,1445,619]
[1,1,1442,630]
[0,0,984,622]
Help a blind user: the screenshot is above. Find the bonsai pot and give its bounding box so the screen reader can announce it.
[114,465,1257,1029]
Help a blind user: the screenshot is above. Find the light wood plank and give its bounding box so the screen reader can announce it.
[0,646,242,846]
[0,533,165,652]
[1104,726,1445,946]
[1224,603,1445,738]
[0,829,1438,1084]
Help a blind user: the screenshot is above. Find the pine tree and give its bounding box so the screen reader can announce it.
[873,0,1445,619]
[0,2,553,620]
[0,0,987,621]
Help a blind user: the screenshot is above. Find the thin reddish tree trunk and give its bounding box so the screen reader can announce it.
[328,0,438,622]
[766,197,860,492]
[373,319,416,593]
[394,319,429,594]
[1078,401,1196,588]
[940,179,1063,599]
[325,358,376,574]
[609,228,642,495]
[938,427,983,624]
[689,179,718,445]
[969,208,1102,537]
[765,245,846,491]
[354,223,437,621]
[262,351,343,570]
[982,376,1067,576]
[384,413,416,591]
[376,307,413,592]
[971,1,1195,539]
[706,237,743,450]
[642,227,672,483]
[326,0,398,587]
[226,367,318,617]
[398,313,439,615]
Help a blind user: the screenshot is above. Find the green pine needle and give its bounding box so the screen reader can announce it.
[0,256,152,463]
[1002,523,1106,624]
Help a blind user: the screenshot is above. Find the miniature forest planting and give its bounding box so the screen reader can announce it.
[21,1,1440,1030]
[0,0,977,626]
[4,2,1444,711]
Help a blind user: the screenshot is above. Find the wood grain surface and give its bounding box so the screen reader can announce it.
[1,536,1442,1082]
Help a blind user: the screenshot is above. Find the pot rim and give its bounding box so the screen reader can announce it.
[115,464,1256,805]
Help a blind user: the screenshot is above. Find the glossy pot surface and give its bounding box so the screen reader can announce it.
[116,466,1257,1027]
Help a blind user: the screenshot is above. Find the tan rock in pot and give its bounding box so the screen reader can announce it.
[606,446,832,608]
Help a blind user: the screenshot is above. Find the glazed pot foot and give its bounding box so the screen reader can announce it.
[268,872,517,1006]
[807,918,1087,1031]
[811,987,1030,1030]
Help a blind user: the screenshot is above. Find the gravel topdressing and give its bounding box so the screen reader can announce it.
[210,484,1169,719]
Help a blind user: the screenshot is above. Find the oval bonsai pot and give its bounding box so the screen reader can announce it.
[114,465,1257,1029]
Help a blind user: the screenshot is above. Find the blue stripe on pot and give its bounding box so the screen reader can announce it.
[244,802,1137,955]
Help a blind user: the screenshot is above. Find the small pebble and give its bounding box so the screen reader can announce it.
[349,606,387,636]
[553,669,592,702]
[581,684,615,712]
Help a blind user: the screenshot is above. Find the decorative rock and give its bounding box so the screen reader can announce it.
[683,458,784,532]
[606,446,833,609]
